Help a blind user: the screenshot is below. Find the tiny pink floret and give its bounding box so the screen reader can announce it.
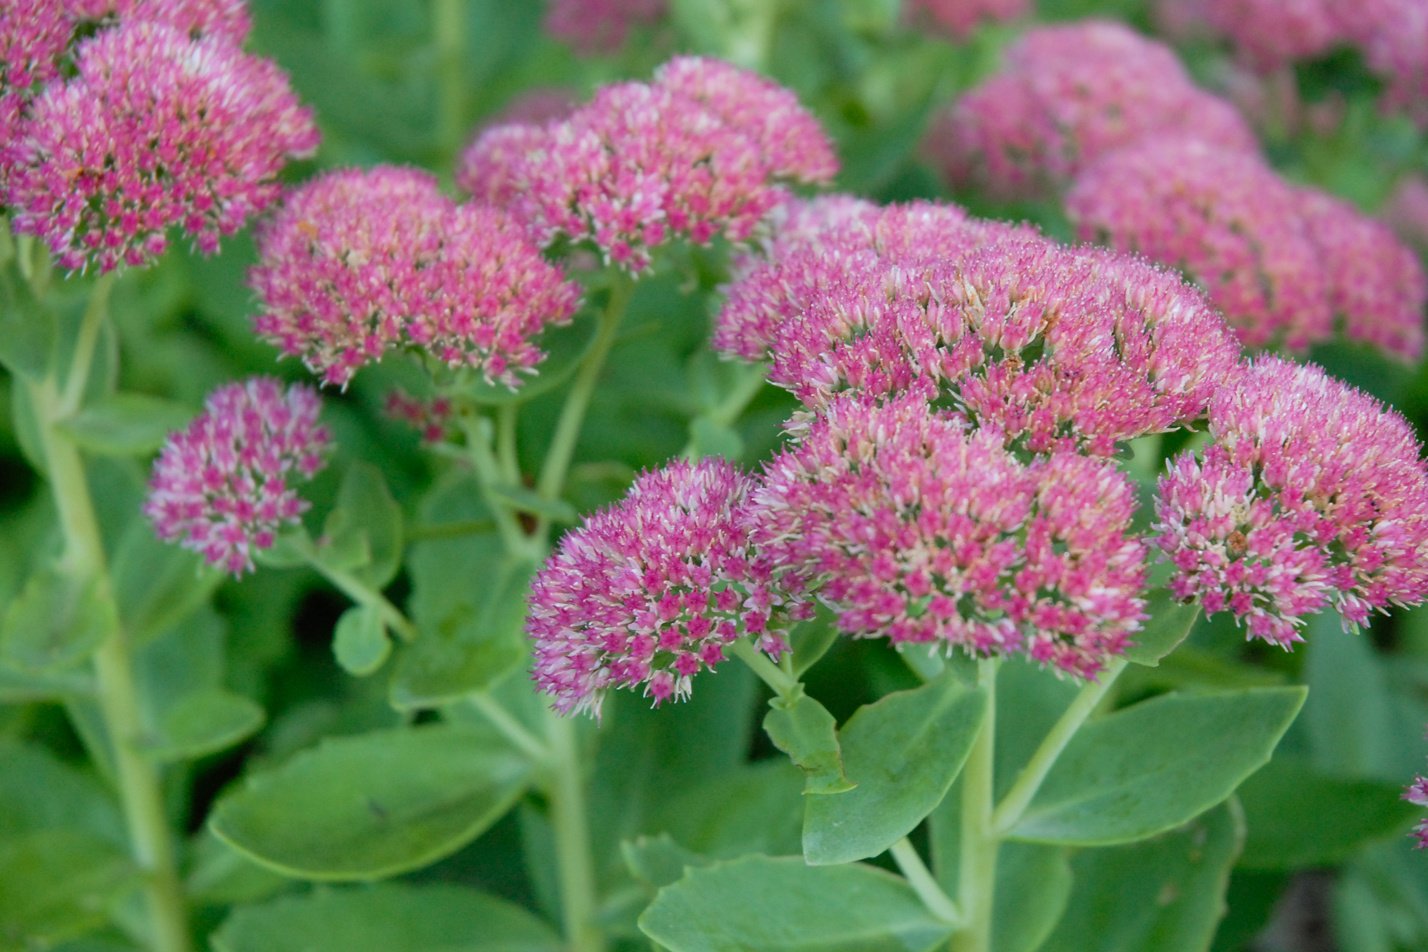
[144,377,331,577]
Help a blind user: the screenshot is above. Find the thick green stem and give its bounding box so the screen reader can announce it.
[892,838,962,925]
[496,403,521,483]
[533,279,631,540]
[29,378,191,952]
[460,414,538,560]
[432,0,467,157]
[952,660,999,952]
[545,715,606,952]
[469,693,548,763]
[730,637,800,701]
[990,657,1126,836]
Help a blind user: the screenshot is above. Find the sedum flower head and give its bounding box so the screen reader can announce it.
[144,377,330,577]
[456,56,836,271]
[1067,137,1331,351]
[543,0,665,55]
[906,0,1029,39]
[1155,359,1428,646]
[66,0,251,41]
[767,231,1241,457]
[6,19,317,272]
[251,166,581,388]
[928,20,1258,200]
[1200,0,1343,71]
[747,395,1147,678]
[528,458,797,717]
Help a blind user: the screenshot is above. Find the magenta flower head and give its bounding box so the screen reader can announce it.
[927,20,1258,200]
[456,56,836,272]
[144,377,331,577]
[544,0,666,55]
[528,458,798,717]
[905,0,1029,40]
[767,232,1242,457]
[66,0,252,41]
[1200,0,1343,71]
[251,166,581,388]
[6,20,317,272]
[1292,187,1427,362]
[1155,358,1428,646]
[747,395,1147,678]
[1067,136,1331,351]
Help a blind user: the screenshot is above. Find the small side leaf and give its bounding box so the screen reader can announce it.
[1123,591,1200,667]
[622,834,710,890]
[0,829,134,949]
[1010,687,1305,846]
[332,605,391,677]
[804,676,986,866]
[762,691,855,796]
[209,723,530,880]
[141,689,265,763]
[638,856,955,952]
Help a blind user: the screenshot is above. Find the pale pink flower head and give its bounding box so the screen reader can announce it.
[528,458,798,717]
[544,0,665,55]
[251,166,581,388]
[746,395,1147,678]
[1,0,71,97]
[906,0,1029,40]
[144,377,330,577]
[1201,0,1343,71]
[1156,358,1428,646]
[1354,0,1428,128]
[6,20,317,272]
[929,20,1259,200]
[456,57,836,271]
[1067,136,1330,351]
[1292,187,1426,362]
[768,232,1242,456]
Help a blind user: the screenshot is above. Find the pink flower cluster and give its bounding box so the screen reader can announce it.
[384,390,455,444]
[1407,773,1428,848]
[144,377,330,577]
[748,396,1147,679]
[527,459,797,717]
[456,56,837,271]
[905,0,1028,39]
[1155,359,1428,646]
[544,0,665,55]
[762,224,1240,457]
[1067,137,1427,359]
[928,20,1258,200]
[5,18,316,272]
[251,166,581,388]
[66,0,251,41]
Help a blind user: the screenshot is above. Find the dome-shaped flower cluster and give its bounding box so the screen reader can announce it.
[456,56,837,271]
[527,458,798,717]
[5,18,316,272]
[1155,359,1428,646]
[927,20,1258,200]
[747,396,1148,679]
[251,166,581,388]
[144,377,331,577]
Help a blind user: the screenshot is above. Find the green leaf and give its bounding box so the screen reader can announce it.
[209,723,531,880]
[254,531,314,570]
[56,393,192,457]
[0,564,116,672]
[212,883,563,952]
[140,689,265,763]
[1237,756,1419,869]
[0,741,123,842]
[185,829,289,906]
[804,676,986,865]
[688,417,744,460]
[0,829,134,950]
[390,553,531,709]
[1304,613,1399,778]
[762,691,855,796]
[639,856,955,952]
[0,265,55,381]
[110,515,222,644]
[622,834,710,889]
[1009,687,1305,846]
[1124,591,1200,667]
[994,844,1072,952]
[325,463,404,588]
[487,482,578,525]
[0,664,91,702]
[332,604,392,677]
[1041,802,1244,952]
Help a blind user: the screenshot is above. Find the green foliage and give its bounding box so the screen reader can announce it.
[762,690,855,796]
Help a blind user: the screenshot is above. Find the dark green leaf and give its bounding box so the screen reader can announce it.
[993,844,1072,952]
[1010,688,1305,845]
[0,741,123,842]
[639,856,955,952]
[0,265,55,381]
[0,564,115,672]
[210,723,531,880]
[622,834,709,889]
[212,883,562,952]
[110,515,221,644]
[332,605,391,677]
[140,689,265,763]
[1304,614,1399,779]
[56,393,192,457]
[1238,756,1419,869]
[0,829,134,950]
[762,690,855,796]
[1041,802,1244,952]
[325,463,404,588]
[1124,592,1200,667]
[804,676,986,865]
